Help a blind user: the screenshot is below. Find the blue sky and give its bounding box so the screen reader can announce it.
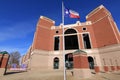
[0,0,120,56]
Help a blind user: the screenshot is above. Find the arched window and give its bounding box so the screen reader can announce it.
[65,53,73,69]
[53,57,59,69]
[88,56,94,69]
[64,29,77,34]
[64,29,79,50]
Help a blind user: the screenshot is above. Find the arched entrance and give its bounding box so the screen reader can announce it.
[53,57,59,69]
[64,29,79,50]
[88,56,94,69]
[65,53,73,69]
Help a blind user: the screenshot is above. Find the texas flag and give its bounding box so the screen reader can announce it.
[64,8,80,19]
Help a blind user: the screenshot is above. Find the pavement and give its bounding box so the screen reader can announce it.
[84,71,120,80]
[0,69,120,80]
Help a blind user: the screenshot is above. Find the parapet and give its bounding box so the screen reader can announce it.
[37,16,55,29]
[86,5,111,20]
[40,16,55,24]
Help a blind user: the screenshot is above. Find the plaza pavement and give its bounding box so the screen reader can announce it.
[0,69,120,80]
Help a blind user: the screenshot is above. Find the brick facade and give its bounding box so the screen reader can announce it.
[22,5,120,74]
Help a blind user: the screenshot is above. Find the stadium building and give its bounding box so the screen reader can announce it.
[22,5,120,74]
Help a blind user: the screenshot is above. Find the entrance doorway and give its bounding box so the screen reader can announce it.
[53,57,59,69]
[88,56,94,69]
[65,53,73,69]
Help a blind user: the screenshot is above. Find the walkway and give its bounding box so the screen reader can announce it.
[0,70,120,80]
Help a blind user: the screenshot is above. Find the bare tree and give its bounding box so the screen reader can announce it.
[9,51,21,65]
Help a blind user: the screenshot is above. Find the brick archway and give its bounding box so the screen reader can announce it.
[88,56,94,69]
[65,53,73,69]
[53,57,59,69]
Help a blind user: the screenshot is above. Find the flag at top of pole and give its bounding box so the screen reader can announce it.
[64,8,80,19]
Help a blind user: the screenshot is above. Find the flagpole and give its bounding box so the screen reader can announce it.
[62,1,66,80]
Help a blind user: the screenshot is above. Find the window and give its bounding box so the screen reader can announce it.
[88,56,94,69]
[56,31,59,33]
[64,29,77,34]
[82,33,91,49]
[65,35,79,50]
[65,53,73,69]
[54,36,59,50]
[53,57,59,69]
[64,29,79,50]
[82,27,86,31]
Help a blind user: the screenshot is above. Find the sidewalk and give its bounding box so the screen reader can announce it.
[85,72,120,80]
[0,70,120,80]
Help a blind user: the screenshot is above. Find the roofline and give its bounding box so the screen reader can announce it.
[40,16,55,24]
[86,5,104,19]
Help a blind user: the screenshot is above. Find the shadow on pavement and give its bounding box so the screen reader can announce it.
[5,71,26,75]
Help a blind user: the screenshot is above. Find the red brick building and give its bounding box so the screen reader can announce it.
[22,5,120,73]
[0,51,10,76]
